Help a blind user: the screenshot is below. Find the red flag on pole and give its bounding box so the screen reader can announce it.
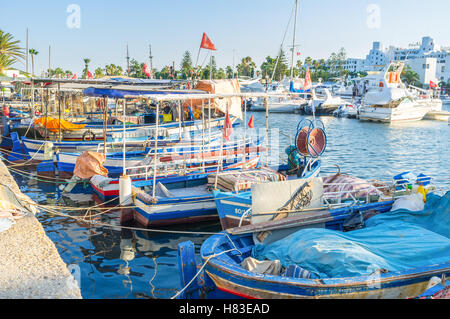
[223,110,233,141]
[200,32,217,51]
[142,63,151,78]
[430,80,438,88]
[248,115,254,128]
[303,67,312,91]
[71,73,77,80]
[87,70,93,79]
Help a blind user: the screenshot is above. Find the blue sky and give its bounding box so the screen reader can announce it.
[2,0,450,75]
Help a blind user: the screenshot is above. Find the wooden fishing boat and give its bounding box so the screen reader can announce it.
[18,117,231,162]
[213,159,321,230]
[177,189,450,299]
[55,132,225,178]
[91,145,264,201]
[131,155,262,227]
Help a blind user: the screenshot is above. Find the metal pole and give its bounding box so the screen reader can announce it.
[152,101,160,198]
[178,100,182,140]
[31,79,34,115]
[290,0,299,79]
[44,88,48,140]
[57,83,61,142]
[48,44,51,76]
[209,52,213,80]
[26,28,29,74]
[122,99,126,176]
[208,97,211,153]
[201,99,205,172]
[265,96,269,165]
[243,99,247,168]
[103,97,107,156]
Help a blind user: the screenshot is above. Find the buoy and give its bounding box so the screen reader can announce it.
[119,175,132,206]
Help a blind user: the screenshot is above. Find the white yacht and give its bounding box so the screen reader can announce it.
[359,62,442,123]
[299,88,351,115]
[249,81,309,113]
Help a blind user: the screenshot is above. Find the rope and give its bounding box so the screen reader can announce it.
[36,204,221,235]
[170,232,242,299]
[1,140,45,167]
[170,248,235,299]
[6,165,77,184]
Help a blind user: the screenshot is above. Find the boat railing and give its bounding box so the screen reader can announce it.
[238,178,435,222]
[124,139,263,180]
[124,152,258,180]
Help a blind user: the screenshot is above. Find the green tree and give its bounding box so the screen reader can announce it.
[94,67,104,78]
[304,56,313,67]
[129,58,146,78]
[260,56,277,79]
[225,65,234,78]
[104,64,123,76]
[49,67,65,78]
[29,49,39,76]
[401,65,421,86]
[82,58,91,78]
[0,30,24,75]
[273,49,289,81]
[237,56,256,78]
[155,66,171,79]
[336,47,347,75]
[216,68,226,79]
[180,50,193,79]
[0,55,14,75]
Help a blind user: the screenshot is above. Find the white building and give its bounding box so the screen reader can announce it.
[406,57,439,86]
[344,36,450,86]
[343,58,365,73]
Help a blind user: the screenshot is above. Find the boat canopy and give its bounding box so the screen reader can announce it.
[183,79,243,119]
[82,87,201,98]
[364,87,411,105]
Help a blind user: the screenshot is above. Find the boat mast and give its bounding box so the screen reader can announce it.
[290,0,299,80]
[126,44,130,76]
[149,44,153,79]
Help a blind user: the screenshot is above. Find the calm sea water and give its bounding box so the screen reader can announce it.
[11,103,450,299]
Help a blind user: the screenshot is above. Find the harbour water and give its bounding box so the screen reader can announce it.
[11,106,450,299]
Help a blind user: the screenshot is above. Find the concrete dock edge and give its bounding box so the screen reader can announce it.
[0,160,82,299]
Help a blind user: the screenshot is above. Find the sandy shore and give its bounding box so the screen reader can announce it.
[0,160,82,299]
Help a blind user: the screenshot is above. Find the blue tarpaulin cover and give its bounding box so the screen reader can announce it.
[82,87,196,98]
[252,192,450,278]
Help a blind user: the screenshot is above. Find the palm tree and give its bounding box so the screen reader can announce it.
[53,67,65,78]
[82,58,91,78]
[0,30,24,60]
[29,49,39,76]
[401,66,420,86]
[0,30,24,75]
[304,56,313,67]
[0,55,15,75]
[94,67,104,78]
[237,57,256,78]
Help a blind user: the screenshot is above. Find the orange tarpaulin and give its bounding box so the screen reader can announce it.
[73,151,109,180]
[34,117,86,133]
[182,79,242,119]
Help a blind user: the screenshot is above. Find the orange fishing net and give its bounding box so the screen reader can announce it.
[73,151,109,179]
[34,117,86,133]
